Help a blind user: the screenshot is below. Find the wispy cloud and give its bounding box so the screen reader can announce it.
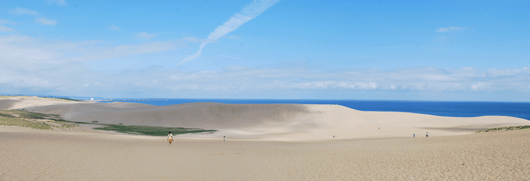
[220,55,240,60]
[35,17,57,25]
[436,26,467,32]
[9,7,38,15]
[178,0,280,66]
[0,25,14,32]
[3,59,529,100]
[9,8,58,26]
[48,0,67,5]
[0,19,14,24]
[76,41,175,61]
[0,35,178,63]
[109,25,121,31]
[136,32,157,39]
[182,37,199,43]
[1,34,529,100]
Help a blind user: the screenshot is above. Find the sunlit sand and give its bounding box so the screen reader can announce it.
[1,97,529,180]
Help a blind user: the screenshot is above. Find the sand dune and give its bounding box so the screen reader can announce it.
[2,97,530,180]
[21,101,529,141]
[0,100,18,110]
[27,102,307,129]
[0,96,80,110]
[1,125,529,180]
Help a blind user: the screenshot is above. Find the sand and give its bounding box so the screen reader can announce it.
[1,125,529,180]
[1,96,530,180]
[20,100,530,141]
[0,96,81,110]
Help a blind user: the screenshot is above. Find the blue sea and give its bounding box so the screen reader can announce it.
[98,99,530,121]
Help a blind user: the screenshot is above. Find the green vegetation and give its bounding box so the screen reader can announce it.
[0,113,15,118]
[94,124,216,136]
[54,121,77,128]
[0,95,82,101]
[39,96,82,102]
[50,118,91,124]
[477,125,530,133]
[0,117,52,130]
[0,109,217,136]
[19,112,50,119]
[56,97,82,102]
[0,110,71,130]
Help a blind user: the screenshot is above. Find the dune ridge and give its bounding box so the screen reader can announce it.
[9,98,527,141]
[2,97,530,180]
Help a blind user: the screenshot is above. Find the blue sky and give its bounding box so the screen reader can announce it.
[0,0,529,101]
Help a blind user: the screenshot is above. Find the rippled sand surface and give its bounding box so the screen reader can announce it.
[1,126,529,180]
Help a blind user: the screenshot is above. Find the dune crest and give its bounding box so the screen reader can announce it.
[13,99,527,141]
[0,96,80,110]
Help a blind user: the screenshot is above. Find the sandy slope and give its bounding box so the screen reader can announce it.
[1,125,529,180]
[2,97,530,180]
[0,96,81,110]
[23,101,530,141]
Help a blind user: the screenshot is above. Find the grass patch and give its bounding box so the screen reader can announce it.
[2,109,60,119]
[0,117,52,130]
[50,118,91,124]
[0,109,217,136]
[0,113,15,118]
[52,121,77,128]
[477,125,530,133]
[55,97,82,102]
[19,112,50,119]
[94,124,216,136]
[49,117,216,136]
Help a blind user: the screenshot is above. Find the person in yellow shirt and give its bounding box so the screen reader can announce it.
[168,132,173,144]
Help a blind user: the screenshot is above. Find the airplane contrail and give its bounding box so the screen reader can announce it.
[177,0,280,66]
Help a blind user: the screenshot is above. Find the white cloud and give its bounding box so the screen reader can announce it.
[436,28,448,32]
[0,19,13,24]
[9,7,38,15]
[136,32,157,39]
[436,26,467,32]
[162,66,530,93]
[220,55,239,60]
[289,81,377,90]
[183,37,199,43]
[178,0,280,66]
[0,35,178,63]
[35,17,57,25]
[77,41,175,61]
[8,8,57,26]
[2,54,530,100]
[0,25,14,32]
[486,68,524,77]
[109,25,121,31]
[48,0,67,5]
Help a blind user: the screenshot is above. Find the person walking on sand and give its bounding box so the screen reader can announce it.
[413,133,415,138]
[426,132,429,138]
[168,132,173,144]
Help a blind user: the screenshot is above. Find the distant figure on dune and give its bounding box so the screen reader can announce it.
[223,136,226,142]
[413,134,415,138]
[168,132,173,144]
[426,132,429,138]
